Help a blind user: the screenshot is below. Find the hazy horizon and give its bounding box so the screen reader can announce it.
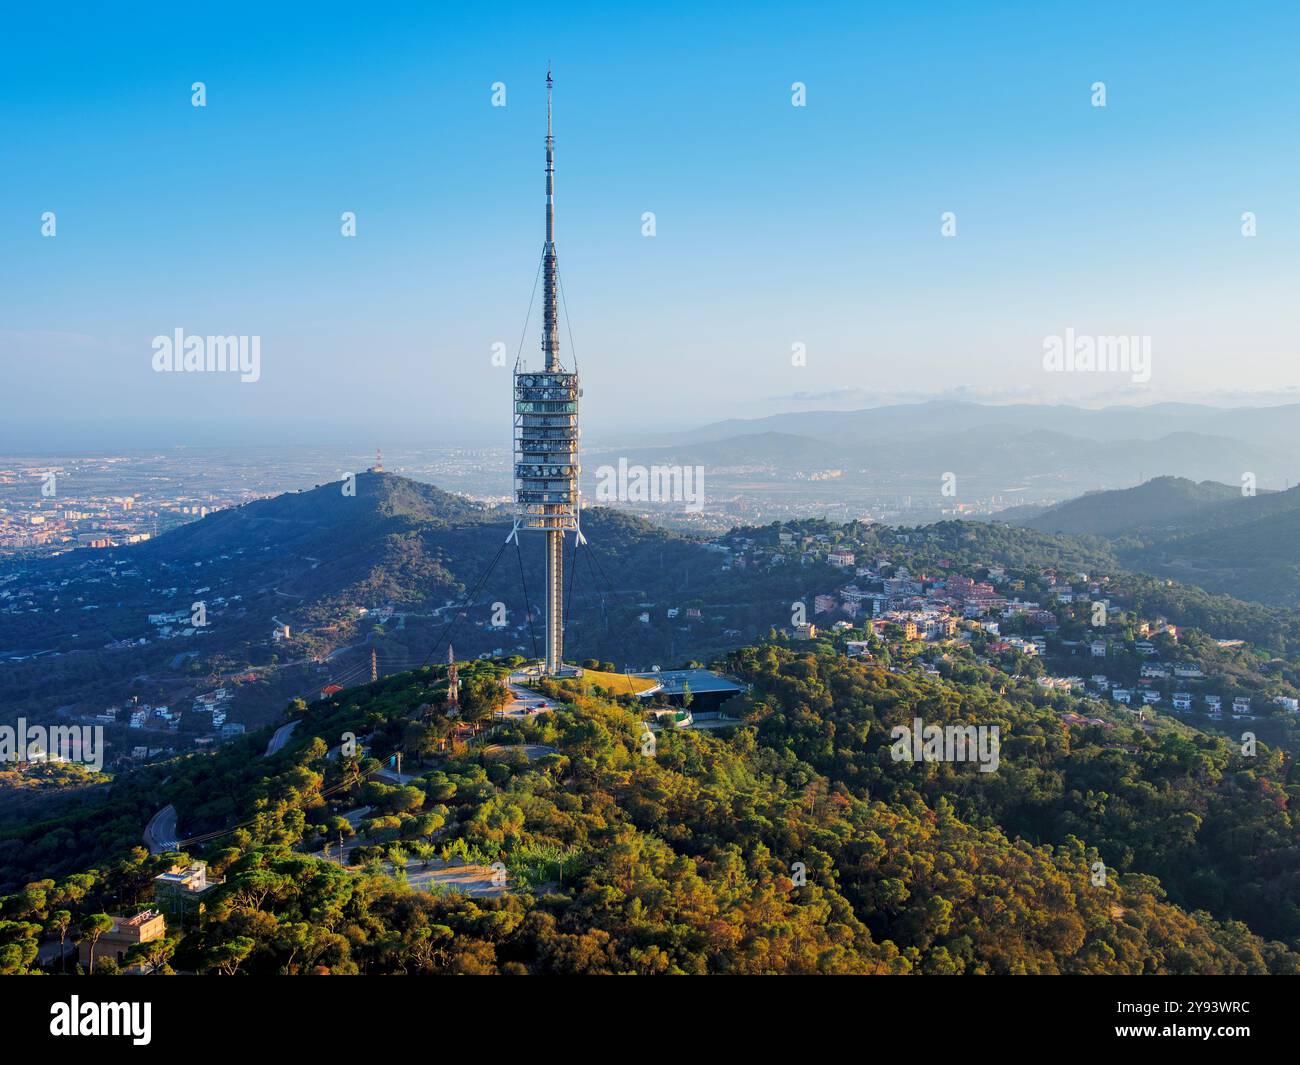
[5,1,1300,452]
[3,391,1300,453]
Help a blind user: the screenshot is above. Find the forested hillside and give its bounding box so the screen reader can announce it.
[0,473,826,729]
[4,647,1297,975]
[1020,477,1243,537]
[1013,477,1300,609]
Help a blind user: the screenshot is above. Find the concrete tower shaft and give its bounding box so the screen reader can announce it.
[513,69,580,676]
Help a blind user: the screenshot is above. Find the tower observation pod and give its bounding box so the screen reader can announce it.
[513,69,581,675]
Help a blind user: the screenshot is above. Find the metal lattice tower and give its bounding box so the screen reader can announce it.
[513,69,581,675]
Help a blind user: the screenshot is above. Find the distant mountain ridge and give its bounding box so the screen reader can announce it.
[623,400,1300,450]
[594,427,1287,487]
[1009,476,1300,607]
[1017,477,1246,538]
[13,472,724,636]
[596,401,1300,487]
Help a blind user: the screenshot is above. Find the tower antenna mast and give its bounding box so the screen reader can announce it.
[543,67,559,372]
[512,68,581,675]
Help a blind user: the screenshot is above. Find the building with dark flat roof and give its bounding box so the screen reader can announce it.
[631,669,746,712]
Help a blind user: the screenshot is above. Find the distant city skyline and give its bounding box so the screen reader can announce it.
[4,1,1299,451]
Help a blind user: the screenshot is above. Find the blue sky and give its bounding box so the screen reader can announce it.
[2,1,1298,449]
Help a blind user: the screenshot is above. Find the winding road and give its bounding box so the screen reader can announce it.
[265,719,300,756]
[143,804,178,854]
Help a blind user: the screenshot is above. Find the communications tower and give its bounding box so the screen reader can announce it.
[513,69,582,675]
[447,645,459,714]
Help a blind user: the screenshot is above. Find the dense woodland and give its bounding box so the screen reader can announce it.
[4,645,1298,975]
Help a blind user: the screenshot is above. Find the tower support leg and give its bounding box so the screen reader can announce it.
[546,529,563,673]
